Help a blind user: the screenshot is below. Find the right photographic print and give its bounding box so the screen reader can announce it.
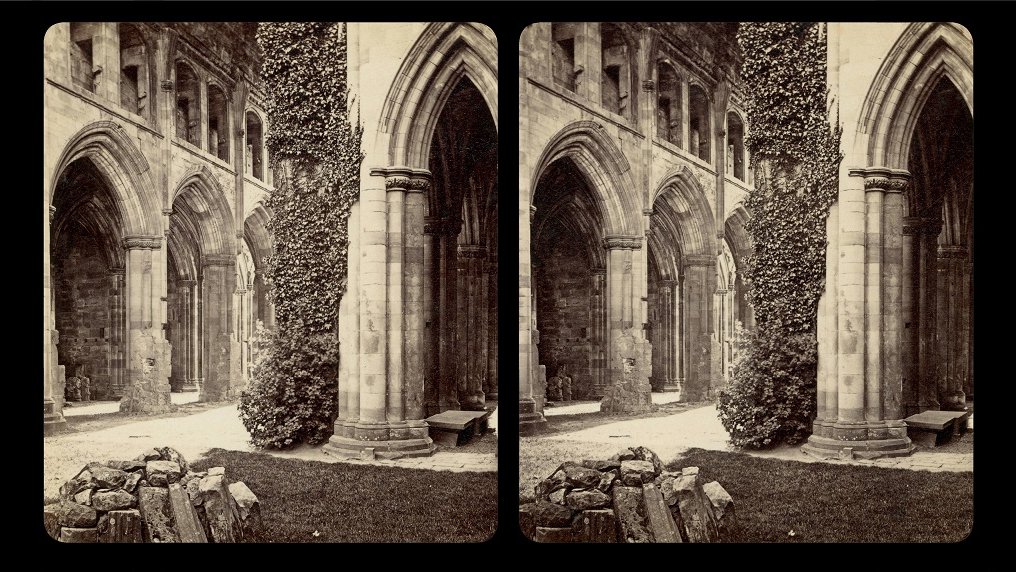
[518,22,973,543]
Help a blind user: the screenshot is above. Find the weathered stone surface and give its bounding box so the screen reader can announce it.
[581,459,621,472]
[571,509,618,543]
[60,475,94,499]
[530,500,574,528]
[157,447,189,473]
[620,460,657,486]
[89,466,128,489]
[73,488,93,506]
[198,474,240,543]
[169,483,208,543]
[106,460,147,473]
[682,466,700,477]
[672,474,719,543]
[92,490,137,512]
[146,460,183,487]
[703,481,738,542]
[609,448,637,462]
[631,446,664,475]
[559,462,602,488]
[186,476,203,506]
[643,483,682,542]
[60,527,98,543]
[97,509,143,543]
[136,449,161,462]
[534,527,574,543]
[207,466,225,476]
[597,470,618,493]
[656,475,689,542]
[599,335,653,413]
[229,482,265,542]
[124,472,142,493]
[519,504,537,540]
[43,504,61,540]
[612,485,651,543]
[565,489,611,510]
[50,500,98,528]
[549,488,566,505]
[138,487,177,543]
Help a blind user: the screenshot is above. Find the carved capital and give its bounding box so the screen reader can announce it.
[371,166,433,193]
[849,167,911,193]
[123,236,162,250]
[49,205,57,223]
[642,79,656,92]
[603,236,643,250]
[160,79,174,92]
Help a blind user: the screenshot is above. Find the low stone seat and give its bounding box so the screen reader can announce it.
[425,410,492,447]
[903,410,970,448]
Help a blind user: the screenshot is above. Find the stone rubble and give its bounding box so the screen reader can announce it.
[43,446,264,543]
[520,445,739,543]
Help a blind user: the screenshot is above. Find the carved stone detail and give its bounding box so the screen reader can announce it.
[603,236,643,250]
[124,236,162,250]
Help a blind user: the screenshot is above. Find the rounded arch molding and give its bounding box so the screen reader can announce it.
[49,121,159,237]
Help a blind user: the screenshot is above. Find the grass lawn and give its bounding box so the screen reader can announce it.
[668,448,973,543]
[191,449,497,543]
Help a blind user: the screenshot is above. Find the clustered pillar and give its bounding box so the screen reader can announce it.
[805,168,914,459]
[600,236,653,414]
[120,236,172,414]
[326,167,435,459]
[681,254,717,401]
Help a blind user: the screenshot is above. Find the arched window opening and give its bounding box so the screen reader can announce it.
[689,84,710,162]
[657,61,682,146]
[175,62,201,147]
[727,112,745,180]
[208,85,229,162]
[600,24,630,118]
[551,23,578,92]
[69,23,97,93]
[118,24,148,117]
[246,111,264,181]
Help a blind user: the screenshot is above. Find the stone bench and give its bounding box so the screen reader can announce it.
[904,410,970,448]
[425,410,492,447]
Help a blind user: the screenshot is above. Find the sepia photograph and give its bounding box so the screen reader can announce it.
[517,21,973,543]
[43,21,498,543]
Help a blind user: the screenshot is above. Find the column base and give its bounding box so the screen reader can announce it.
[660,379,682,396]
[44,399,67,435]
[323,421,435,460]
[519,398,546,434]
[802,420,915,460]
[461,393,486,411]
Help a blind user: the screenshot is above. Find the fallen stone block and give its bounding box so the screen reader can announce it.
[643,483,682,542]
[571,509,618,543]
[609,448,637,462]
[157,447,189,473]
[136,449,161,462]
[92,490,137,512]
[198,474,240,543]
[59,527,98,543]
[672,473,719,543]
[581,459,621,472]
[138,486,177,543]
[620,460,657,486]
[169,483,208,543]
[97,509,143,543]
[43,504,61,540]
[549,488,566,505]
[73,488,93,506]
[124,472,142,493]
[207,467,225,476]
[597,470,618,493]
[106,460,147,473]
[89,466,128,489]
[702,481,739,542]
[565,488,612,510]
[530,500,574,528]
[559,462,602,488]
[50,500,97,528]
[612,485,651,543]
[518,503,537,541]
[146,460,183,487]
[228,482,265,542]
[534,526,574,543]
[631,446,664,475]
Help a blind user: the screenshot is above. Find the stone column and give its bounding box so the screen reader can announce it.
[936,245,969,410]
[681,254,717,401]
[423,216,441,416]
[440,218,462,412]
[109,268,127,398]
[338,202,360,437]
[44,205,67,434]
[804,168,913,460]
[172,281,191,392]
[120,236,172,414]
[520,204,546,427]
[917,217,941,411]
[590,267,608,398]
[660,281,675,389]
[901,217,919,415]
[661,278,681,393]
[815,204,839,430]
[485,255,498,401]
[178,279,199,392]
[458,244,487,410]
[200,255,240,402]
[600,236,652,413]
[325,168,434,459]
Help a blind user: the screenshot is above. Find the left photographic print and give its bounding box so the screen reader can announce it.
[43,22,498,543]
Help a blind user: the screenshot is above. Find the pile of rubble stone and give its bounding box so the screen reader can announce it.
[44,446,264,543]
[519,446,738,543]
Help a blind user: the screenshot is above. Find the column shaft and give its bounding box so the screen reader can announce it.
[386,186,405,424]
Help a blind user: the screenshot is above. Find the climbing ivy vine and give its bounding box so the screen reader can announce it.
[718,22,842,448]
[239,22,363,449]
